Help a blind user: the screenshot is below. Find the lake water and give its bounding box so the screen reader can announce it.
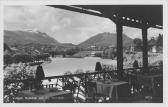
[42,57,117,77]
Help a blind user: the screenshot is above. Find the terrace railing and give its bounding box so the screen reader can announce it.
[4,65,163,103]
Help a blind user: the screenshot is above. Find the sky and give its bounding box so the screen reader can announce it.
[4,6,163,44]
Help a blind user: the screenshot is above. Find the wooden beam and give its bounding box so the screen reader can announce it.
[121,20,143,29]
[48,5,105,18]
[116,22,123,80]
[151,25,163,29]
[48,5,162,29]
[142,27,148,73]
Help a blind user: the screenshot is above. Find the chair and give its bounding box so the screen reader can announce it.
[85,81,108,103]
[62,82,77,94]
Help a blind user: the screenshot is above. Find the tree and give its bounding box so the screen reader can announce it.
[133,38,142,51]
[95,52,102,57]
[156,34,163,47]
[4,43,11,52]
[156,34,163,52]
[65,48,80,56]
[4,54,12,65]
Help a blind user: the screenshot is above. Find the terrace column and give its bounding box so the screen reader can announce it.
[142,27,148,73]
[116,23,123,80]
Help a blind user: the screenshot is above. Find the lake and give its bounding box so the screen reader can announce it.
[42,57,117,77]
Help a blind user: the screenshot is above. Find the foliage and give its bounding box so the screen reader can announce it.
[4,63,36,103]
[94,52,102,57]
[4,43,12,51]
[4,53,50,65]
[156,34,163,47]
[103,48,116,59]
[156,34,163,52]
[13,54,32,63]
[147,34,163,52]
[133,38,142,51]
[74,69,84,74]
[32,53,50,61]
[4,63,35,82]
[65,48,80,56]
[4,54,13,65]
[64,71,72,75]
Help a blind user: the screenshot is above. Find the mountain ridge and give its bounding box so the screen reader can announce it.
[4,30,60,46]
[78,32,133,48]
[4,30,133,49]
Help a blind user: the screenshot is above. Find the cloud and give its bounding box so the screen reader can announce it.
[50,17,72,32]
[148,28,163,39]
[4,6,24,23]
[76,18,116,36]
[59,17,71,27]
[123,27,142,39]
[4,6,163,44]
[76,32,90,44]
[51,25,61,32]
[4,6,117,44]
[4,6,61,30]
[123,27,163,39]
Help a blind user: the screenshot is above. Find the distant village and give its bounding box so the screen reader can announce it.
[4,33,162,65]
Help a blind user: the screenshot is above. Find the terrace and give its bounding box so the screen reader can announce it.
[4,5,163,103]
[4,65,163,103]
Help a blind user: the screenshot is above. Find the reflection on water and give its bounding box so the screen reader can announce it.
[42,57,116,77]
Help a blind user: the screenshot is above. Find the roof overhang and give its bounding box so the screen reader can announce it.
[48,5,163,29]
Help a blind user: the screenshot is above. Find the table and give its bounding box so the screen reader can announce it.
[15,88,73,103]
[130,73,162,89]
[92,80,130,102]
[130,73,163,100]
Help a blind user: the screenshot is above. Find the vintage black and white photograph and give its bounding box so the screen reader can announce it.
[1,0,165,104]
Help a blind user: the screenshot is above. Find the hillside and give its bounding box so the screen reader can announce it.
[4,30,60,46]
[78,32,133,48]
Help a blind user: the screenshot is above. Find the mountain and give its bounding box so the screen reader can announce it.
[78,32,133,48]
[4,30,60,46]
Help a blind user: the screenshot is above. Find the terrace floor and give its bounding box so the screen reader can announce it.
[13,87,162,103]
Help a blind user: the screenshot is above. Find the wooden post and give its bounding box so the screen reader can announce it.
[116,23,123,80]
[142,27,148,73]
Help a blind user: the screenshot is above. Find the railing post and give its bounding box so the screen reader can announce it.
[84,74,87,98]
[76,80,81,100]
[62,78,64,87]
[56,78,59,88]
